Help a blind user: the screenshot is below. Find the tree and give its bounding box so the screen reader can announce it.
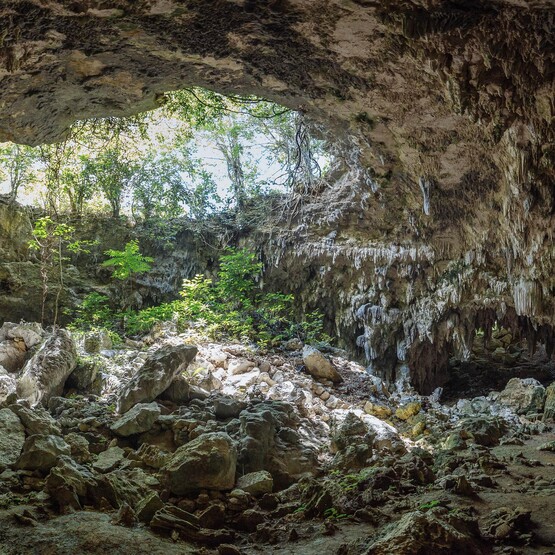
[29,216,91,325]
[0,143,37,204]
[83,148,137,218]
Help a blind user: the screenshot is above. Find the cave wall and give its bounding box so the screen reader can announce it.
[1,0,554,392]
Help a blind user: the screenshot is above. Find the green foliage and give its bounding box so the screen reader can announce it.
[29,216,95,325]
[73,247,331,347]
[69,292,115,331]
[328,468,375,493]
[0,143,38,203]
[323,507,348,521]
[418,500,441,511]
[102,240,153,281]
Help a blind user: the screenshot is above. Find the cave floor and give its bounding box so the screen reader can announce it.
[1,330,554,554]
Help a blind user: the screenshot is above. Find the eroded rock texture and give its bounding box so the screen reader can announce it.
[0,1,554,391]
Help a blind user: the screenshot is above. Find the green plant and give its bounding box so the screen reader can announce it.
[71,247,331,345]
[69,292,115,331]
[418,500,441,511]
[102,240,153,281]
[29,216,94,325]
[323,507,348,521]
[337,469,374,493]
[293,505,307,514]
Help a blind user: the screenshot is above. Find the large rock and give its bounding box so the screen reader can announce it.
[164,432,237,494]
[4,322,43,348]
[159,376,209,405]
[0,369,17,405]
[16,329,77,407]
[0,340,26,373]
[365,510,482,554]
[9,404,61,436]
[497,378,546,414]
[83,330,112,354]
[543,382,555,422]
[16,434,71,472]
[236,471,273,496]
[66,357,101,391]
[0,408,25,469]
[117,344,197,414]
[110,402,161,437]
[302,346,343,383]
[93,446,126,473]
[458,417,508,447]
[46,455,98,512]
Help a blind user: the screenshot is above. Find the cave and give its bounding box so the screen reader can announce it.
[0,1,555,553]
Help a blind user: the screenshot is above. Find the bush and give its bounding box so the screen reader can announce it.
[69,292,116,331]
[71,248,331,346]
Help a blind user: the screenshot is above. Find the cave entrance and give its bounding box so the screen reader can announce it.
[0,87,338,346]
[0,88,332,223]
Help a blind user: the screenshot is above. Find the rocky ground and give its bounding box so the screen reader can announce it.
[0,322,555,554]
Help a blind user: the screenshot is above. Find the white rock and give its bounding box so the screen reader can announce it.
[256,372,276,387]
[111,402,161,437]
[227,369,260,388]
[333,409,404,453]
[228,358,255,376]
[0,372,17,404]
[195,357,215,373]
[16,329,77,408]
[6,322,43,349]
[205,347,228,367]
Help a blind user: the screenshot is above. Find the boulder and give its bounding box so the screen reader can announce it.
[0,408,25,469]
[365,510,481,554]
[0,339,26,373]
[302,345,342,383]
[283,338,303,351]
[46,455,98,512]
[543,382,555,422]
[64,432,92,464]
[0,370,17,404]
[226,369,260,389]
[9,403,61,436]
[158,376,209,405]
[150,504,234,545]
[5,322,43,348]
[136,492,165,524]
[483,506,532,541]
[83,330,112,354]
[497,378,546,414]
[228,358,255,376]
[364,401,393,419]
[395,401,422,421]
[16,329,77,407]
[16,434,71,472]
[164,432,237,494]
[117,344,197,414]
[93,446,126,473]
[214,398,247,420]
[459,417,508,447]
[66,357,100,390]
[236,471,273,496]
[110,402,161,437]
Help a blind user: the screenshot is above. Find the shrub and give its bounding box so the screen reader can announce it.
[72,248,331,346]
